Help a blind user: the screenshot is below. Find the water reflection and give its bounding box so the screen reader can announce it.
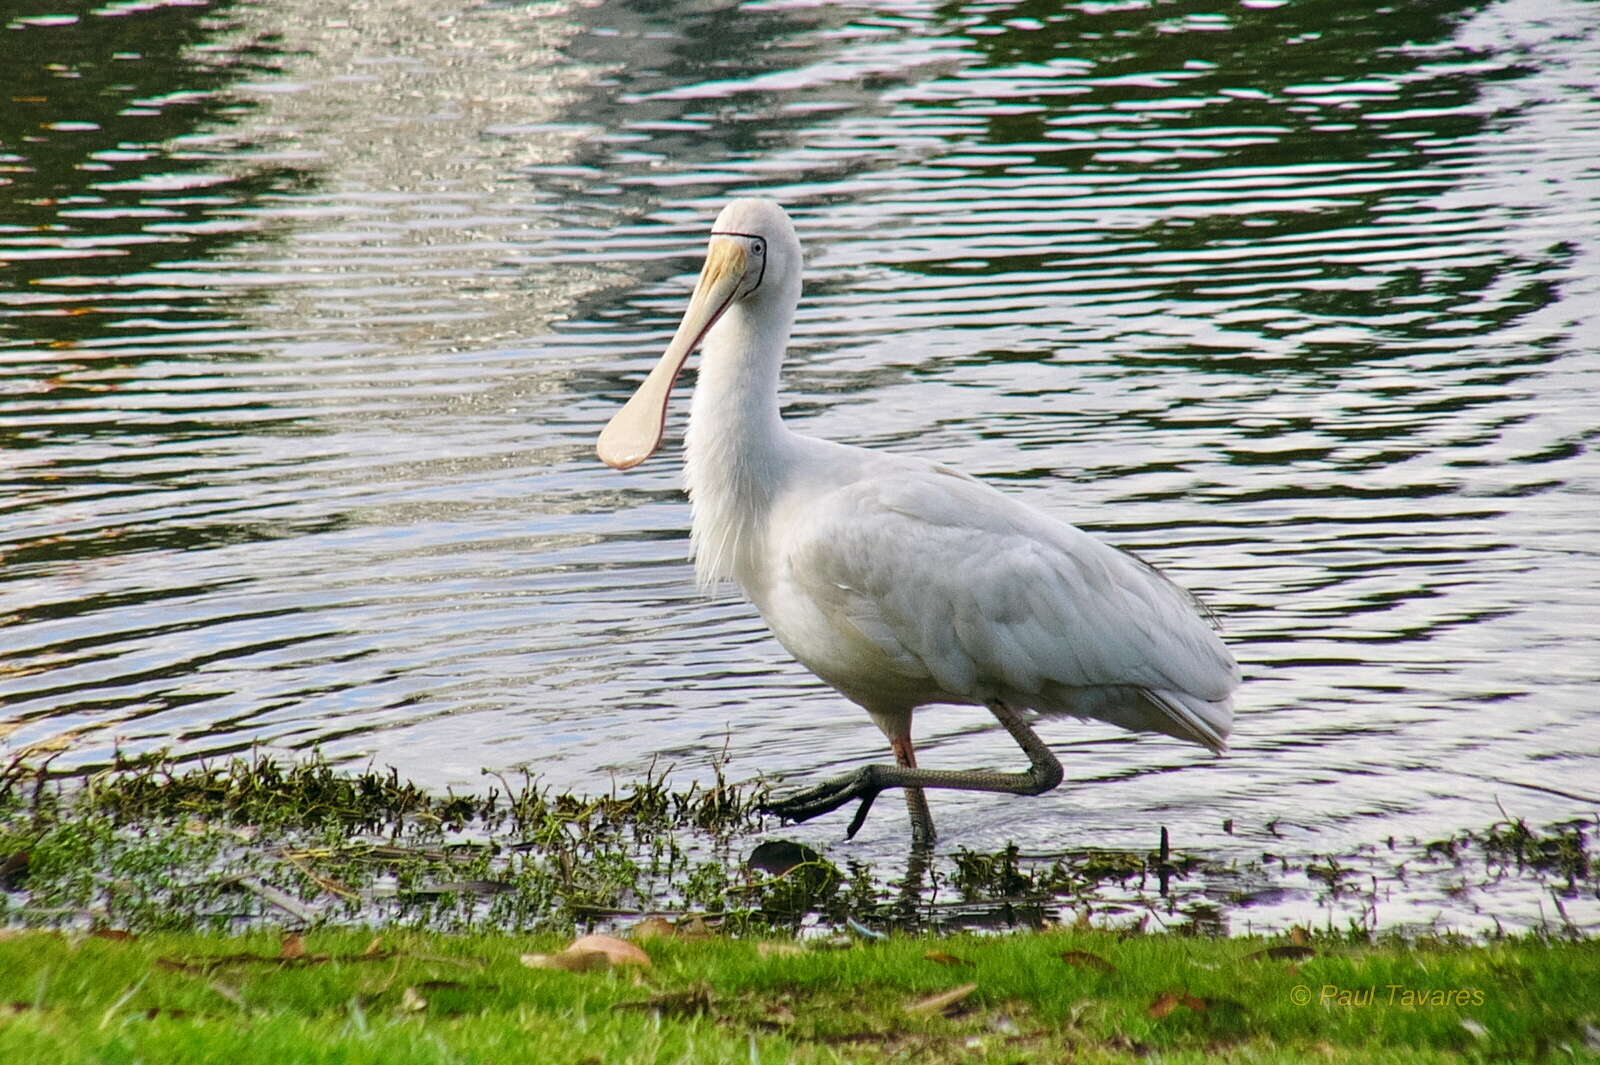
[1,0,1597,929]
[1,1,297,349]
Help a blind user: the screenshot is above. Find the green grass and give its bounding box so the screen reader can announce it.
[3,755,1598,1060]
[1,927,1596,1063]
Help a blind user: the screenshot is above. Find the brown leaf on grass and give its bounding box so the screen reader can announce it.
[567,934,652,968]
[923,951,973,968]
[361,936,385,958]
[520,932,651,973]
[1148,993,1180,1019]
[1060,950,1116,973]
[1290,926,1311,946]
[1242,945,1316,963]
[630,917,676,941]
[905,982,979,1016]
[1148,991,1208,1018]
[280,933,306,960]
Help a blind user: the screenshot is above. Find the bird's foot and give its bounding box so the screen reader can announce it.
[760,766,884,839]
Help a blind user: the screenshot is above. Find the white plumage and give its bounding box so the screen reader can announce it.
[599,198,1239,844]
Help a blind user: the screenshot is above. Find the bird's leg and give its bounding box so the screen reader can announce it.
[763,701,1064,840]
[890,732,936,848]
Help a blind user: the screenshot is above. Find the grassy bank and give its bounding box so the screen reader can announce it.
[2,926,1597,1063]
[3,754,1598,1060]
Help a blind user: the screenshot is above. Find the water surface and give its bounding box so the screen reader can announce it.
[3,0,1598,930]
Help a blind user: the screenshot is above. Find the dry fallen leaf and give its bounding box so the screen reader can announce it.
[923,951,973,968]
[1290,925,1311,947]
[1148,993,1181,1019]
[522,934,654,974]
[1060,950,1116,973]
[567,934,652,968]
[280,933,306,960]
[906,982,979,1016]
[1148,991,1208,1019]
[361,936,385,958]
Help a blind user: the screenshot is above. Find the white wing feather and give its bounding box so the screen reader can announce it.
[771,454,1238,750]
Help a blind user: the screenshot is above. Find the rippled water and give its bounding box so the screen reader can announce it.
[3,0,1598,919]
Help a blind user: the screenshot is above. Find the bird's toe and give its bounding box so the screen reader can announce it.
[761,767,878,824]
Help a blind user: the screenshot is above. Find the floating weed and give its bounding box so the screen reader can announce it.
[1423,818,1596,895]
[0,751,773,935]
[2,753,1597,938]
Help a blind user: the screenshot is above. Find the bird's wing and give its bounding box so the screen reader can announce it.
[781,462,1239,707]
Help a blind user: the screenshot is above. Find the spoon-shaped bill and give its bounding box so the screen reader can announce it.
[597,239,749,470]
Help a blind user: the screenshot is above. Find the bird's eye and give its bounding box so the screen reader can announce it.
[751,239,766,257]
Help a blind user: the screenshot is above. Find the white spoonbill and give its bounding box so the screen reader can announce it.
[598,198,1239,845]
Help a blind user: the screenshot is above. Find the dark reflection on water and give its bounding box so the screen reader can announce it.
[2,2,303,345]
[1,0,1597,931]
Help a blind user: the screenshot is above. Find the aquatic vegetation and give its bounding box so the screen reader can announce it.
[1,753,1596,940]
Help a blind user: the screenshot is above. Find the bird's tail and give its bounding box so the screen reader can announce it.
[1140,688,1232,754]
[1036,684,1232,754]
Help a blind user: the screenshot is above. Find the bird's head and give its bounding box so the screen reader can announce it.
[597,198,801,470]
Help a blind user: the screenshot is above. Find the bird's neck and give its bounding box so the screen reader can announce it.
[684,296,794,591]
